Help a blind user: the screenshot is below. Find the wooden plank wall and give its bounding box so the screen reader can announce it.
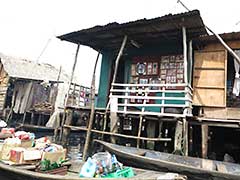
[193,40,240,119]
[193,50,227,107]
[0,63,9,111]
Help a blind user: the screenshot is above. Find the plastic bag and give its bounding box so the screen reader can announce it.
[92,152,112,173]
[79,157,97,178]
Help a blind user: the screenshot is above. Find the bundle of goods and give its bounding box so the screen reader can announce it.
[0,128,15,139]
[79,152,134,178]
[0,131,67,175]
[31,102,53,113]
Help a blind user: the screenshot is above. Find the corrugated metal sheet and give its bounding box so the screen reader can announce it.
[58,10,207,52]
[0,53,69,82]
[195,31,240,43]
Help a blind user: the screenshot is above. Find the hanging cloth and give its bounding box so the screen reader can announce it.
[233,50,240,96]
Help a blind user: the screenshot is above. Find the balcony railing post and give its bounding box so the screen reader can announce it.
[124,86,129,113]
[161,87,165,114]
[137,90,147,148]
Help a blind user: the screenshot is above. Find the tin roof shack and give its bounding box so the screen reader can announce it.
[58,10,207,155]
[189,32,240,161]
[0,53,69,125]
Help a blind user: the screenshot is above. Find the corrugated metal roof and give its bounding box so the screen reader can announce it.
[195,31,240,43]
[58,10,207,52]
[0,53,69,82]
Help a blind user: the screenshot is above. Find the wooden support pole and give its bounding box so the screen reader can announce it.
[137,116,143,148]
[82,52,100,161]
[174,120,183,154]
[177,0,240,65]
[137,91,147,148]
[183,118,188,156]
[62,110,73,145]
[201,124,208,158]
[60,44,80,142]
[52,66,62,113]
[103,35,128,134]
[146,120,156,150]
[182,26,188,84]
[189,125,193,155]
[188,40,193,84]
[205,27,240,64]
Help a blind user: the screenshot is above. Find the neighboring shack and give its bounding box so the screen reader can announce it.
[0,53,90,126]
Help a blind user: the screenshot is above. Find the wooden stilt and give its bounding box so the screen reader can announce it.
[102,35,128,136]
[110,112,118,143]
[174,120,183,154]
[188,40,193,84]
[189,125,193,155]
[137,91,147,148]
[201,124,208,158]
[62,110,73,145]
[37,114,41,126]
[183,118,188,156]
[137,115,143,148]
[146,120,156,150]
[30,112,34,125]
[22,112,27,125]
[82,52,100,161]
[158,121,163,138]
[59,44,80,142]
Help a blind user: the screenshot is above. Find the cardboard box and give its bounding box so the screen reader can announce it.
[20,140,33,148]
[9,147,25,163]
[41,149,66,163]
[24,148,41,161]
[1,143,20,160]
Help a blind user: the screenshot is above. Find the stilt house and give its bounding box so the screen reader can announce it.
[58,10,240,161]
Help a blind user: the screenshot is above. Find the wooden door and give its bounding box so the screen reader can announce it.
[193,50,227,107]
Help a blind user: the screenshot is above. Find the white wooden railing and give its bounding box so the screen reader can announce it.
[109,83,193,117]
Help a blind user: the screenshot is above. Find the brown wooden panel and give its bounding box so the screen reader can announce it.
[193,88,225,107]
[193,50,226,107]
[194,51,225,68]
[194,69,225,87]
[203,107,227,119]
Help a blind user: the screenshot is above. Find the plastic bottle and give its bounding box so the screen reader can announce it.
[79,157,97,178]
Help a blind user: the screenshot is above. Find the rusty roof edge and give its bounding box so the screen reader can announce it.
[194,31,240,43]
[57,10,203,42]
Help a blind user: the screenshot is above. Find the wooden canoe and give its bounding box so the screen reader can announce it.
[95,140,240,180]
[0,160,186,180]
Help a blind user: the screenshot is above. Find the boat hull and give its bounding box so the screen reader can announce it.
[95,140,240,180]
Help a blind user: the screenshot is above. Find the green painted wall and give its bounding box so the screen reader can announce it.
[97,42,190,111]
[97,51,113,108]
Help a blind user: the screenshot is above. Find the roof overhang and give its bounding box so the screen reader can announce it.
[58,10,207,52]
[194,31,240,44]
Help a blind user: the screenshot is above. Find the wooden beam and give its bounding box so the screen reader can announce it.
[182,26,188,84]
[64,125,171,142]
[82,52,100,161]
[103,35,128,134]
[177,0,240,65]
[205,27,240,65]
[183,118,188,156]
[201,124,208,158]
[60,44,80,141]
[188,40,193,84]
[174,120,183,153]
